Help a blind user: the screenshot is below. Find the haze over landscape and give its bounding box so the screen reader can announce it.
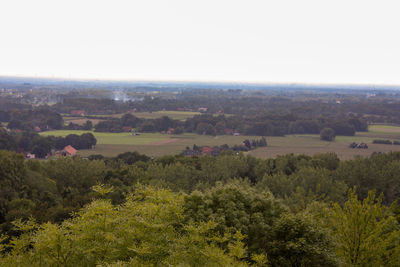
[1,0,400,84]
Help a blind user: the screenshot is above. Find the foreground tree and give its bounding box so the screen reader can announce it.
[0,186,264,266]
[329,189,400,266]
[184,181,338,266]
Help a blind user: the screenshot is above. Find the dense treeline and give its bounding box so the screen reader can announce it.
[0,129,96,158]
[0,150,400,266]
[52,98,131,114]
[0,108,64,131]
[6,89,400,125]
[91,112,366,137]
[0,107,367,137]
[49,93,400,124]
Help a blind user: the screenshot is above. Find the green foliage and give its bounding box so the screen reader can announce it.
[0,149,400,266]
[0,186,252,266]
[329,188,400,266]
[320,127,335,141]
[333,152,400,204]
[115,151,150,165]
[184,181,337,266]
[267,213,337,267]
[260,167,348,208]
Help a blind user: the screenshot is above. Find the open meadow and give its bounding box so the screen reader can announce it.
[40,124,400,159]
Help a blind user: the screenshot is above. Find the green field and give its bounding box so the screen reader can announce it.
[41,130,262,157]
[40,125,400,159]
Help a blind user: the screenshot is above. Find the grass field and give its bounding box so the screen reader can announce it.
[63,117,105,126]
[40,124,400,159]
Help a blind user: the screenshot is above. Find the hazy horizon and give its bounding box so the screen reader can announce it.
[1,0,400,85]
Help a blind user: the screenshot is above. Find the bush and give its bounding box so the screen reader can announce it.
[372,139,392,145]
[320,128,335,141]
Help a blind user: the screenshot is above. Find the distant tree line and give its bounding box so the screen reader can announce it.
[0,108,63,131]
[183,137,267,156]
[90,112,367,137]
[48,93,400,125]
[373,139,400,145]
[0,129,96,158]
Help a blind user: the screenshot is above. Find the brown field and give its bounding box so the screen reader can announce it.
[249,140,400,160]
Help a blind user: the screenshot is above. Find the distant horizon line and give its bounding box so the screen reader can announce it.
[1,74,400,88]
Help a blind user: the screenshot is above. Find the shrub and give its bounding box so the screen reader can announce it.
[320,128,335,141]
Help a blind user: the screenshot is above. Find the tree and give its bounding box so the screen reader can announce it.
[0,186,253,266]
[329,189,400,266]
[116,151,150,165]
[82,120,93,130]
[320,128,335,141]
[31,136,53,158]
[196,122,215,135]
[184,181,337,266]
[0,130,17,151]
[80,133,97,149]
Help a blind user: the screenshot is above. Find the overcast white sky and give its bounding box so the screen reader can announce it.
[0,0,399,84]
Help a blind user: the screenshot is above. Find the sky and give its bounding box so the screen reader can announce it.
[1,0,399,84]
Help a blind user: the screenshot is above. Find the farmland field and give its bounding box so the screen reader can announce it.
[40,125,400,159]
[63,117,105,126]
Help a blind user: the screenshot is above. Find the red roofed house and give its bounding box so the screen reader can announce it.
[71,110,86,116]
[166,128,175,134]
[202,146,213,155]
[62,145,78,157]
[224,128,234,135]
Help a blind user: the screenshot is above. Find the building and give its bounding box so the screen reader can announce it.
[201,146,213,155]
[224,128,234,135]
[62,145,78,156]
[25,153,35,159]
[71,110,86,116]
[166,128,175,134]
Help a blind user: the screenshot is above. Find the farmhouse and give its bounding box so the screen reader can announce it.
[25,153,35,159]
[62,145,78,156]
[224,128,234,135]
[71,110,86,116]
[166,128,175,134]
[202,146,213,155]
